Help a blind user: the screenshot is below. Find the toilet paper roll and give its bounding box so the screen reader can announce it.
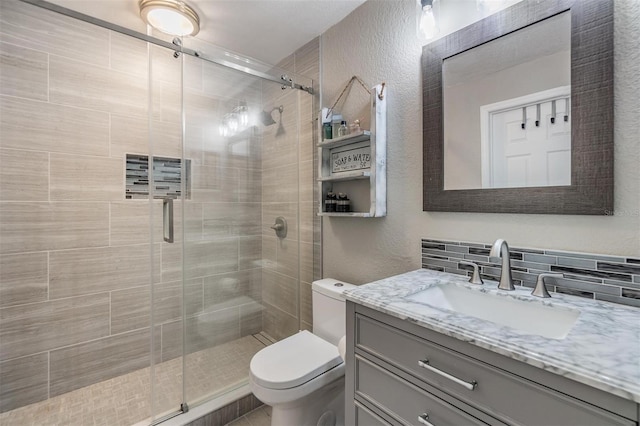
[338,335,347,361]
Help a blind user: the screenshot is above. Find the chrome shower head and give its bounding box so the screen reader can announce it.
[260,105,283,126]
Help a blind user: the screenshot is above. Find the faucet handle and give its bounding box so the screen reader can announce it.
[531,273,563,298]
[459,261,484,285]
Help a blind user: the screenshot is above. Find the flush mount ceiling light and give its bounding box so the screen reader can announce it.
[139,0,200,37]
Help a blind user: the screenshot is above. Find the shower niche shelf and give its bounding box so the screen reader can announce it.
[317,84,386,217]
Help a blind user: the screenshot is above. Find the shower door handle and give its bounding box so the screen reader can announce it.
[163,197,174,243]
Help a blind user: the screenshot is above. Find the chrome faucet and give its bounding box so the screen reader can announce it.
[489,239,515,291]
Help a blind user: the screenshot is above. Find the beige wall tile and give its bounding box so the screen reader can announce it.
[110,201,162,246]
[239,236,262,270]
[0,96,110,156]
[300,242,314,284]
[0,42,47,101]
[151,79,181,124]
[186,306,240,352]
[238,168,262,203]
[263,166,298,204]
[276,238,299,280]
[240,301,263,336]
[0,149,49,201]
[109,115,185,159]
[160,320,182,361]
[299,201,314,244]
[162,239,239,282]
[0,352,48,413]
[49,328,152,397]
[50,154,122,201]
[262,269,297,317]
[192,165,238,202]
[203,269,261,309]
[262,302,297,342]
[299,160,314,203]
[261,235,277,270]
[0,252,48,308]
[0,0,109,67]
[0,202,109,254]
[109,32,147,78]
[110,286,149,335]
[203,202,261,238]
[298,94,315,164]
[49,244,160,299]
[111,281,192,334]
[49,56,147,117]
[299,281,313,326]
[0,293,110,361]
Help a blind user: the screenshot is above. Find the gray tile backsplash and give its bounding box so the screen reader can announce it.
[422,238,640,308]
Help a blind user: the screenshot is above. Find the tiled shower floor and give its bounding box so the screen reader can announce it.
[0,335,268,426]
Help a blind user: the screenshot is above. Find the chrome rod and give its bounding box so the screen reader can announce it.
[18,0,313,94]
[418,359,477,391]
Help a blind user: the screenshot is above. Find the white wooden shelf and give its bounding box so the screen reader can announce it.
[318,170,371,182]
[317,130,371,149]
[317,84,387,217]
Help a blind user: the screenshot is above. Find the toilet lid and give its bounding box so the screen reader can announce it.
[250,330,343,390]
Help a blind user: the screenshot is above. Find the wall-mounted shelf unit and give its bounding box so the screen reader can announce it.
[317,84,387,217]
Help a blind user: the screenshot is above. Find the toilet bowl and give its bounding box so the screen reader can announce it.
[249,279,355,426]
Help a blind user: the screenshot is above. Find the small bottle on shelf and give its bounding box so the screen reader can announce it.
[338,120,349,137]
[336,193,351,212]
[323,122,332,140]
[349,119,361,134]
[324,192,337,212]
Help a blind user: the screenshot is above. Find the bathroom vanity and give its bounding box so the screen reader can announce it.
[344,269,640,425]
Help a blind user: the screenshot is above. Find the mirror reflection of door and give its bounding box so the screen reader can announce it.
[442,10,571,191]
[482,88,571,188]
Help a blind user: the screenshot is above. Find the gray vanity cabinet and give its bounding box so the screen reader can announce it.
[345,302,639,426]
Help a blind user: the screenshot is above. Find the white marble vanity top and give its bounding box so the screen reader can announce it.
[344,269,640,403]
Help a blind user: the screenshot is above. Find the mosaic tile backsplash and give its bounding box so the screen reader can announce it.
[421,238,640,308]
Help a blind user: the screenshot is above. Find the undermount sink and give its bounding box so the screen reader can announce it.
[406,284,580,339]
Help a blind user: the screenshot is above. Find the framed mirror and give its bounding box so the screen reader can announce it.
[422,0,613,214]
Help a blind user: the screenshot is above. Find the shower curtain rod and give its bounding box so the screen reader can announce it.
[18,0,314,95]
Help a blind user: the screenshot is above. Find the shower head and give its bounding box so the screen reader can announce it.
[260,105,283,126]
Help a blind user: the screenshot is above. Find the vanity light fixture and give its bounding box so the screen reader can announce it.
[419,0,439,40]
[139,0,200,37]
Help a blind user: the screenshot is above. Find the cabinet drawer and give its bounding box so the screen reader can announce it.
[355,401,393,426]
[356,355,488,426]
[356,314,635,426]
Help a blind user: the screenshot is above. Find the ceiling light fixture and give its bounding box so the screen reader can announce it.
[139,0,200,37]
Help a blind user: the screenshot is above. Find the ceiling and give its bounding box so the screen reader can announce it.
[46,0,366,65]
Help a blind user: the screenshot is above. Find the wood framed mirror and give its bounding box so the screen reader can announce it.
[422,0,613,214]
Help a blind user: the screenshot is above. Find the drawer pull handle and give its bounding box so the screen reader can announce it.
[418,413,435,426]
[418,359,478,391]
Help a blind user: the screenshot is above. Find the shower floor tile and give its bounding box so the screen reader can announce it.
[0,335,267,426]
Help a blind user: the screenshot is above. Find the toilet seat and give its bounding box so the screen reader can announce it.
[250,330,343,390]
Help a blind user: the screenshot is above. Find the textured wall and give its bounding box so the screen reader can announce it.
[321,0,640,285]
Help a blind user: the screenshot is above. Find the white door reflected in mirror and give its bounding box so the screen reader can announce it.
[443,10,571,190]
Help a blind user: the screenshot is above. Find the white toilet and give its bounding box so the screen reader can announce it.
[249,278,355,426]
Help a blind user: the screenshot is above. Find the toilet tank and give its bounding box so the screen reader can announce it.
[312,278,356,346]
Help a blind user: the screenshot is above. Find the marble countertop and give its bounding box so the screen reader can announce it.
[344,269,640,403]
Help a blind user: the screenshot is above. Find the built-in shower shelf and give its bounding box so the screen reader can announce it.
[317,84,386,217]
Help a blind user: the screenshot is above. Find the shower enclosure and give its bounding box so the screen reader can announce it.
[0,0,320,424]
